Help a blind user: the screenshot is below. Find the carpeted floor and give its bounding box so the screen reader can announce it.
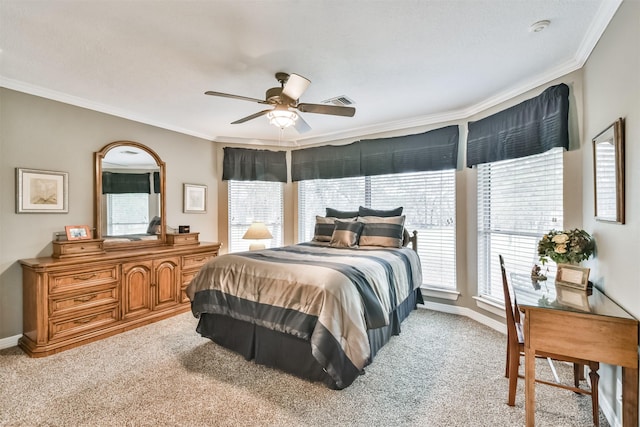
[0,308,607,426]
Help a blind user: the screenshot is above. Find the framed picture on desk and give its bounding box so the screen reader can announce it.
[556,264,590,290]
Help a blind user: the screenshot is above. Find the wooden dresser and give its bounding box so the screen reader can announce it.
[19,240,221,357]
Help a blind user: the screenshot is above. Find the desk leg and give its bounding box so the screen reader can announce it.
[525,345,536,427]
[622,367,638,427]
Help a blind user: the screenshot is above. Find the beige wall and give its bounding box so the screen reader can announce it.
[581,1,640,421]
[0,88,218,338]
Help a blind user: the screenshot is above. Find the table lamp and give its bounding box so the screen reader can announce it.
[242,221,273,250]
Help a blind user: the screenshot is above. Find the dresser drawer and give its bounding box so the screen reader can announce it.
[182,253,214,270]
[49,305,119,341]
[52,239,105,259]
[49,267,118,294]
[49,285,118,317]
[181,270,199,287]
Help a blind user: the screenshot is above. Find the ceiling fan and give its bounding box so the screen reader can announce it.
[205,72,356,133]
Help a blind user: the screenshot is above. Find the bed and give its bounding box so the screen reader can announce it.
[187,215,423,389]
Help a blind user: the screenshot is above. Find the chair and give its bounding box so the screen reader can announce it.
[499,255,600,426]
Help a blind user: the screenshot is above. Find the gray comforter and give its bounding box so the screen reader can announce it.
[187,242,422,388]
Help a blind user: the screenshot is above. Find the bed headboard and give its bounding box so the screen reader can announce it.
[409,230,418,252]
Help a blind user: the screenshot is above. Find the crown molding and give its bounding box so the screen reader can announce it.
[1,0,621,149]
[0,76,214,141]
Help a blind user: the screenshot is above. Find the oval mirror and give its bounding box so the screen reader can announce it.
[95,141,166,249]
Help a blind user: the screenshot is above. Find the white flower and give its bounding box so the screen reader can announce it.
[554,244,567,254]
[552,234,569,244]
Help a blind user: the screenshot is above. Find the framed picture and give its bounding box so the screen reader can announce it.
[65,225,92,241]
[593,118,625,224]
[555,264,590,291]
[183,183,207,213]
[16,168,69,213]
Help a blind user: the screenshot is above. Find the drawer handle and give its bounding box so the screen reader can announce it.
[75,315,97,324]
[73,273,98,281]
[74,294,97,303]
[192,257,206,262]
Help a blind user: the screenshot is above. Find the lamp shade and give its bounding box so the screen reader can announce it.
[242,221,273,240]
[267,109,298,129]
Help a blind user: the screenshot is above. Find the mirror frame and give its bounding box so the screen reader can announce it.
[95,141,167,249]
[592,118,625,224]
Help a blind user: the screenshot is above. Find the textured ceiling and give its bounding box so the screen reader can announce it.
[0,0,621,146]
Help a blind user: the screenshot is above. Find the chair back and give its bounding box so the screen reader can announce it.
[499,255,520,342]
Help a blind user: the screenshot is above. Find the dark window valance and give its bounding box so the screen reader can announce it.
[153,171,160,194]
[291,142,361,181]
[102,172,151,194]
[359,125,459,176]
[222,147,287,183]
[466,83,569,167]
[291,125,459,182]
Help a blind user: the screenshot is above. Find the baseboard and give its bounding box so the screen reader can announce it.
[598,386,621,427]
[418,300,506,334]
[0,334,21,350]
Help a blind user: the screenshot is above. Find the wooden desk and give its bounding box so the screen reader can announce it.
[512,277,639,427]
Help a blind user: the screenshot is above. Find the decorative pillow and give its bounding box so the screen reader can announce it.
[358,215,406,248]
[330,220,364,248]
[358,206,403,217]
[147,216,162,234]
[326,207,359,218]
[313,216,336,241]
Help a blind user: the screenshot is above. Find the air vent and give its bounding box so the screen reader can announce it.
[322,95,355,106]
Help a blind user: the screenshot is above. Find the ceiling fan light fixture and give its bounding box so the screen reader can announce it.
[267,109,298,129]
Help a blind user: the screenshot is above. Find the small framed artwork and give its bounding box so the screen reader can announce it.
[183,183,207,213]
[16,168,69,213]
[593,117,625,224]
[555,264,590,291]
[65,225,92,241]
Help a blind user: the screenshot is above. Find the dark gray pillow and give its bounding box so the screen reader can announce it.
[330,220,364,248]
[358,206,403,217]
[326,207,359,218]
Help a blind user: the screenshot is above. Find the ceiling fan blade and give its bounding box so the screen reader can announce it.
[297,103,356,117]
[281,73,311,101]
[231,109,272,124]
[205,91,267,104]
[294,115,311,134]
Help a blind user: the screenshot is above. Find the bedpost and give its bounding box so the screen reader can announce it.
[411,230,418,252]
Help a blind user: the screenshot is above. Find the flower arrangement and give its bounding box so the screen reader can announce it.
[537,228,595,265]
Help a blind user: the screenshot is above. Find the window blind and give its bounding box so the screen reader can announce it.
[106,193,150,235]
[477,147,563,301]
[228,180,283,253]
[298,170,456,289]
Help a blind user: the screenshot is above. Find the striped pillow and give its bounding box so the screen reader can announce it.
[358,215,406,248]
[313,216,337,242]
[330,220,364,248]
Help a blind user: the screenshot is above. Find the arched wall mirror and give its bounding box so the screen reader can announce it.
[95,141,166,249]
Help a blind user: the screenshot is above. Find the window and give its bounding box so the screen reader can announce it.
[298,170,456,288]
[228,180,283,252]
[106,193,150,235]
[477,147,563,302]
